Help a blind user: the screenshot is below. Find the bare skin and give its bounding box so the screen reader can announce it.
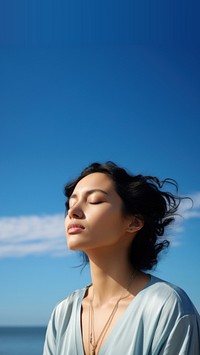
[81,269,150,354]
[65,173,150,354]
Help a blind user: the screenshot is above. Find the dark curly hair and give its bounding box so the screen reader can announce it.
[64,161,184,271]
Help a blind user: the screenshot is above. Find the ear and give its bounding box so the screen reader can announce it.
[126,215,144,233]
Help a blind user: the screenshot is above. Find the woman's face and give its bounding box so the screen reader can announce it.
[65,172,133,253]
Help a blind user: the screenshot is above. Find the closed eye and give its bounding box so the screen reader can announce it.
[89,201,105,205]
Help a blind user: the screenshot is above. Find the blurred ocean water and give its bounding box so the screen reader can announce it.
[0,327,46,355]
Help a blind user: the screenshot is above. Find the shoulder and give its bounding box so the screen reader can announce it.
[50,287,87,326]
[55,286,87,311]
[143,277,200,354]
[145,275,199,318]
[44,287,88,352]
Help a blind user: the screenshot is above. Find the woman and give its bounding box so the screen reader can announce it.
[43,162,200,355]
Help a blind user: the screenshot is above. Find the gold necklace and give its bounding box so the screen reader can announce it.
[88,273,136,355]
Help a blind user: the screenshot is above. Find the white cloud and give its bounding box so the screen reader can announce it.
[0,192,200,258]
[167,192,200,246]
[178,192,200,219]
[0,214,67,258]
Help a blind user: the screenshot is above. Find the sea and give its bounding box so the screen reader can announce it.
[0,326,47,355]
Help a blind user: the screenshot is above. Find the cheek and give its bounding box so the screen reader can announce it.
[89,208,124,232]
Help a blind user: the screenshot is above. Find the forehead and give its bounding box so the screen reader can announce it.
[73,173,114,193]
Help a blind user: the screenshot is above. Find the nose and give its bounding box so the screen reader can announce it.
[67,203,84,219]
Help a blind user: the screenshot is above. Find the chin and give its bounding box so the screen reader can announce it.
[67,243,78,250]
[67,241,84,251]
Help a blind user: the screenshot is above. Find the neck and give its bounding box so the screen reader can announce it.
[87,250,135,304]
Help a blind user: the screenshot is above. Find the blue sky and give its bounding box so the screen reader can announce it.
[0,0,200,326]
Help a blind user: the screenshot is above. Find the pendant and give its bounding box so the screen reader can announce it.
[90,351,95,355]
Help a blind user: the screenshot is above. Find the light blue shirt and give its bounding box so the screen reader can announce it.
[43,275,200,354]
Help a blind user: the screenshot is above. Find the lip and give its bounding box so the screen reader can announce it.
[67,223,85,235]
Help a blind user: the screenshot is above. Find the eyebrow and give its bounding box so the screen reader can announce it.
[69,189,108,200]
